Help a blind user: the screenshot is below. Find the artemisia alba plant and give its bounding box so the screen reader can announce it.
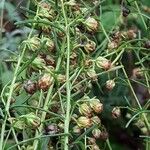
[0,0,150,150]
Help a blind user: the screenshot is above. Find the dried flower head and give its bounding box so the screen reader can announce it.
[84,39,96,53]
[23,80,37,95]
[38,74,53,91]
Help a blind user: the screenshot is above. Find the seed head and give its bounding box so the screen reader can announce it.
[23,80,37,95]
[89,98,103,113]
[96,56,111,70]
[92,128,101,139]
[91,116,101,125]
[79,103,93,117]
[84,17,98,33]
[77,116,92,128]
[84,40,96,53]
[112,107,121,119]
[106,80,115,90]
[38,74,53,91]
[73,125,81,134]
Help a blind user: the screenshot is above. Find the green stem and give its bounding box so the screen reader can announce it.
[0,0,5,39]
[33,84,54,150]
[0,5,40,149]
[135,1,147,30]
[106,139,112,150]
[121,65,150,131]
[61,0,71,149]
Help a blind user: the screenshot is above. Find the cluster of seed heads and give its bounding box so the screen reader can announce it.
[8,0,144,149]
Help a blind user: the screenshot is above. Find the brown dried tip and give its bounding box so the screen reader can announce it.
[23,80,37,94]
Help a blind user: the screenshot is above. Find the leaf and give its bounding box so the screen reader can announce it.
[100,5,120,31]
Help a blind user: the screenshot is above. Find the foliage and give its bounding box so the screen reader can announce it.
[0,0,150,150]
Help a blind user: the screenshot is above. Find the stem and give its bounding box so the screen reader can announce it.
[0,5,40,149]
[33,85,54,150]
[0,0,5,39]
[121,65,150,131]
[61,0,71,149]
[135,1,147,30]
[106,139,112,150]
[0,46,26,150]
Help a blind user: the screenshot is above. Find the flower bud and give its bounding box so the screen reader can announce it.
[122,6,130,17]
[88,137,96,145]
[23,113,40,128]
[141,127,149,135]
[77,116,92,128]
[84,17,98,33]
[28,99,39,107]
[26,36,40,51]
[107,41,118,49]
[126,29,137,39]
[57,74,66,83]
[112,107,121,119]
[84,40,96,53]
[73,125,81,134]
[38,74,53,91]
[65,0,77,6]
[144,40,150,49]
[23,80,37,95]
[84,59,93,68]
[106,80,115,90]
[87,69,98,81]
[45,124,58,135]
[99,130,109,140]
[91,116,101,125]
[39,2,56,20]
[135,119,145,128]
[32,56,45,69]
[79,103,92,117]
[91,144,100,150]
[58,122,64,130]
[44,55,55,66]
[41,37,55,52]
[96,56,111,70]
[89,98,103,113]
[92,128,101,139]
[132,68,143,79]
